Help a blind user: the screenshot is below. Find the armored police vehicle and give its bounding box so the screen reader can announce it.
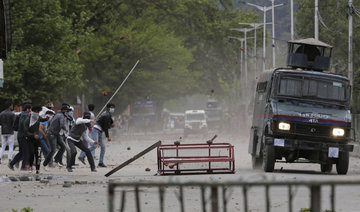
[249,38,354,174]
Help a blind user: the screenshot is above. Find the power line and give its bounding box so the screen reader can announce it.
[318,11,331,31]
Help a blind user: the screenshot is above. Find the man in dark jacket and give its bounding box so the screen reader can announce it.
[23,106,42,174]
[0,101,15,164]
[9,103,31,170]
[66,112,98,172]
[78,103,115,167]
[42,105,69,168]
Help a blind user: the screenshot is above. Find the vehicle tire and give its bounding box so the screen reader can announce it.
[252,154,262,169]
[320,163,333,173]
[336,151,349,175]
[262,145,275,172]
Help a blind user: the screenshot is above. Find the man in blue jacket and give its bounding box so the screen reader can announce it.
[78,103,115,167]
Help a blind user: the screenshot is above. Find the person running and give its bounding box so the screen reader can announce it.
[66,112,98,172]
[78,103,115,167]
[0,101,16,164]
[78,104,96,164]
[23,106,42,174]
[59,103,73,166]
[39,101,55,121]
[42,105,69,168]
[39,110,54,168]
[8,103,32,171]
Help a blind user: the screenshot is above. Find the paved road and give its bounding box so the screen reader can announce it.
[108,132,360,212]
[0,131,360,211]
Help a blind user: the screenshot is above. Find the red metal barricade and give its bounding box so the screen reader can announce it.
[157,142,235,175]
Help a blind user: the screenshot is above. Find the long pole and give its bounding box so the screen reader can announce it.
[244,30,248,89]
[263,8,266,71]
[238,22,262,74]
[96,60,140,119]
[348,0,353,88]
[240,39,243,81]
[315,0,319,39]
[254,23,257,72]
[271,0,276,68]
[247,2,283,70]
[291,0,294,40]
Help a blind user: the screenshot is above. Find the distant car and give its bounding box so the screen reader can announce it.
[184,110,208,138]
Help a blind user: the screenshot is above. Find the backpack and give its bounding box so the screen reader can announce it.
[13,114,20,131]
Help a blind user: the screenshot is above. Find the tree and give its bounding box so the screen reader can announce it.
[1,0,259,114]
[295,0,360,112]
[1,0,85,106]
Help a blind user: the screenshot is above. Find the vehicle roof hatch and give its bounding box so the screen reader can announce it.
[286,38,332,72]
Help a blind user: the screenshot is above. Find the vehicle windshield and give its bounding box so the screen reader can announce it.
[276,75,347,102]
[186,113,205,120]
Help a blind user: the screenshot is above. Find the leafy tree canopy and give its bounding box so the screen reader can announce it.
[1,0,258,113]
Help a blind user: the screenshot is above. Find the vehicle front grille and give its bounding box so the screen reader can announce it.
[191,122,200,129]
[294,123,331,137]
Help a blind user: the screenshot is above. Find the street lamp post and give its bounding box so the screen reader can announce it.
[290,0,294,40]
[228,36,245,99]
[315,0,319,40]
[247,2,284,69]
[230,28,254,89]
[228,36,246,81]
[238,22,263,73]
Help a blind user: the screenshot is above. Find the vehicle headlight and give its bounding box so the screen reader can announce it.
[332,128,344,136]
[278,122,290,131]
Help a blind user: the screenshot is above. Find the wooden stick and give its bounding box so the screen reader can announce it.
[105,140,161,177]
[96,60,140,119]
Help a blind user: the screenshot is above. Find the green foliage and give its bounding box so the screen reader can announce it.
[2,0,85,106]
[78,0,257,111]
[295,0,360,112]
[11,207,34,212]
[2,0,258,113]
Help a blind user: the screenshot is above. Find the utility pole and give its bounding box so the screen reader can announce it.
[247,3,272,71]
[228,36,246,106]
[271,0,284,68]
[290,0,294,40]
[247,2,283,70]
[315,0,319,39]
[239,22,263,74]
[228,36,246,78]
[230,28,254,89]
[348,0,353,88]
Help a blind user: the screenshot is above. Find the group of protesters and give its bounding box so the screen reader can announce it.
[0,100,116,174]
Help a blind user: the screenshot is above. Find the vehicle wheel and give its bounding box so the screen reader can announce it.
[336,151,349,175]
[262,145,275,172]
[320,163,333,173]
[252,155,262,169]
